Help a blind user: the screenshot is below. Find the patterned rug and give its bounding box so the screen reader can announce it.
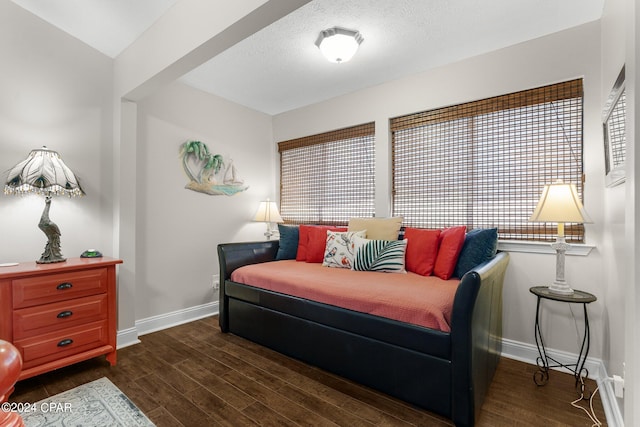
[20,377,155,427]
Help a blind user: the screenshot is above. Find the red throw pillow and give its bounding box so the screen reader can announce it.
[306,226,347,263]
[296,225,347,262]
[296,225,314,261]
[433,226,467,280]
[403,228,441,276]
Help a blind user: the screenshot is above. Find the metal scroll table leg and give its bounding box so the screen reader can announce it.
[533,296,550,385]
[574,303,591,397]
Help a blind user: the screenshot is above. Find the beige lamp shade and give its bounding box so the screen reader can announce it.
[528,180,592,295]
[529,180,592,225]
[253,199,284,223]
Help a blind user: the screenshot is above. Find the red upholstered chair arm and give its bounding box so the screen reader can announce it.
[0,339,24,427]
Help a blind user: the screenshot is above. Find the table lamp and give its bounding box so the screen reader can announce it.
[4,147,84,263]
[529,180,592,295]
[253,198,284,240]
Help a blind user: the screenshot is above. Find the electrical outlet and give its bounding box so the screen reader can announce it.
[212,274,220,290]
[613,374,624,398]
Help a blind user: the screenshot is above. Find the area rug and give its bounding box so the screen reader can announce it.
[20,377,155,427]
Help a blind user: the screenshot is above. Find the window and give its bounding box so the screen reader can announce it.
[391,79,585,242]
[278,123,375,225]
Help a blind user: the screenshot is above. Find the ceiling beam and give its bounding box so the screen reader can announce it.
[115,0,310,101]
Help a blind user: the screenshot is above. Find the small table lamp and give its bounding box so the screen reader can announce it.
[4,147,84,264]
[529,180,592,295]
[253,199,284,240]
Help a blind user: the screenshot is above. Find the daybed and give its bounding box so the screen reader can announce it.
[218,230,509,427]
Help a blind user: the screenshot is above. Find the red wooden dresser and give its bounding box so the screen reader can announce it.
[0,257,122,380]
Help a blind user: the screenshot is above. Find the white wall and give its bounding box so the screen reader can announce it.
[0,1,113,264]
[274,22,607,358]
[134,82,274,320]
[600,0,627,416]
[622,0,639,423]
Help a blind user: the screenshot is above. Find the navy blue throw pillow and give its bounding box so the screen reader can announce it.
[454,228,498,278]
[276,224,299,260]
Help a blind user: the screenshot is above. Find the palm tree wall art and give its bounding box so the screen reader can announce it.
[179,140,248,196]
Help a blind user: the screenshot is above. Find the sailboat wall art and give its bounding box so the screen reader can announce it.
[179,140,249,196]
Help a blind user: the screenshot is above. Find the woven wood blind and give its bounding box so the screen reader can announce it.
[391,79,585,242]
[278,123,375,225]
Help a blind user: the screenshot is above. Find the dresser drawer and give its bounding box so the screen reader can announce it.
[13,294,108,340]
[14,320,110,369]
[12,268,108,309]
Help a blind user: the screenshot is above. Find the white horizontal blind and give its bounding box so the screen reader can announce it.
[278,123,375,225]
[391,80,585,242]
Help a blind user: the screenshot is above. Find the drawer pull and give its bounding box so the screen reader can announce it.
[57,339,73,347]
[57,310,73,319]
[56,282,73,290]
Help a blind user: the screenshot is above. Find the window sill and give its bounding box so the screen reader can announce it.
[497,240,595,256]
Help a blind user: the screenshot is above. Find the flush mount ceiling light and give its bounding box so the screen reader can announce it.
[315,27,363,63]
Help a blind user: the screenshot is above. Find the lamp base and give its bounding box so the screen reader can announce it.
[548,280,574,295]
[36,196,66,264]
[548,235,573,295]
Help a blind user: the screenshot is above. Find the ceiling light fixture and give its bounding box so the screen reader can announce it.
[315,27,363,64]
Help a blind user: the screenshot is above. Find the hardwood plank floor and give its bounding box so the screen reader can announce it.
[10,316,608,426]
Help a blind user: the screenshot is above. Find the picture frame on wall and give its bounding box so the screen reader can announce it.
[602,65,626,187]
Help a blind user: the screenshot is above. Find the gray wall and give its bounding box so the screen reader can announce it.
[0,1,114,265]
[134,82,275,320]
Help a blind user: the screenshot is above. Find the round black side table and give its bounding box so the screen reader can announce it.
[529,286,596,395]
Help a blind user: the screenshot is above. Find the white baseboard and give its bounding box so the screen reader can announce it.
[136,301,219,336]
[116,301,219,347]
[501,338,623,427]
[116,327,140,349]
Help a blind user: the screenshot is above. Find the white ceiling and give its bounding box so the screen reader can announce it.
[11,0,604,115]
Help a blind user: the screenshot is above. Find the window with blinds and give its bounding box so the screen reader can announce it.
[391,79,585,242]
[278,123,375,225]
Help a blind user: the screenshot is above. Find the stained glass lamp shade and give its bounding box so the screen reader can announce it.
[4,147,84,263]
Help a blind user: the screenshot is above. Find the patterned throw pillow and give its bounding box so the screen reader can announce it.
[352,236,408,273]
[322,230,366,269]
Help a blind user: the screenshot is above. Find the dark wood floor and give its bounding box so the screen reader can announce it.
[11,316,607,426]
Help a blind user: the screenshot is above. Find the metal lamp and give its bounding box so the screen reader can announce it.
[529,180,592,295]
[253,199,284,240]
[4,147,84,263]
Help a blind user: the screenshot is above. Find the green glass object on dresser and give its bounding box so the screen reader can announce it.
[0,257,122,381]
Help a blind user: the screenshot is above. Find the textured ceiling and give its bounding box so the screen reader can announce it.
[180,0,604,114]
[11,0,604,115]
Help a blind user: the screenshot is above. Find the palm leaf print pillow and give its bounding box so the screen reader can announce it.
[353,236,408,273]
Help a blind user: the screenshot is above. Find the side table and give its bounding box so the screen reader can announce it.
[529,286,596,395]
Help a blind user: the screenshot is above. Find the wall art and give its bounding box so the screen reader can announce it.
[179,140,248,196]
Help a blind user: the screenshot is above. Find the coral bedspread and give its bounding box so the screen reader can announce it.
[230,260,460,332]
